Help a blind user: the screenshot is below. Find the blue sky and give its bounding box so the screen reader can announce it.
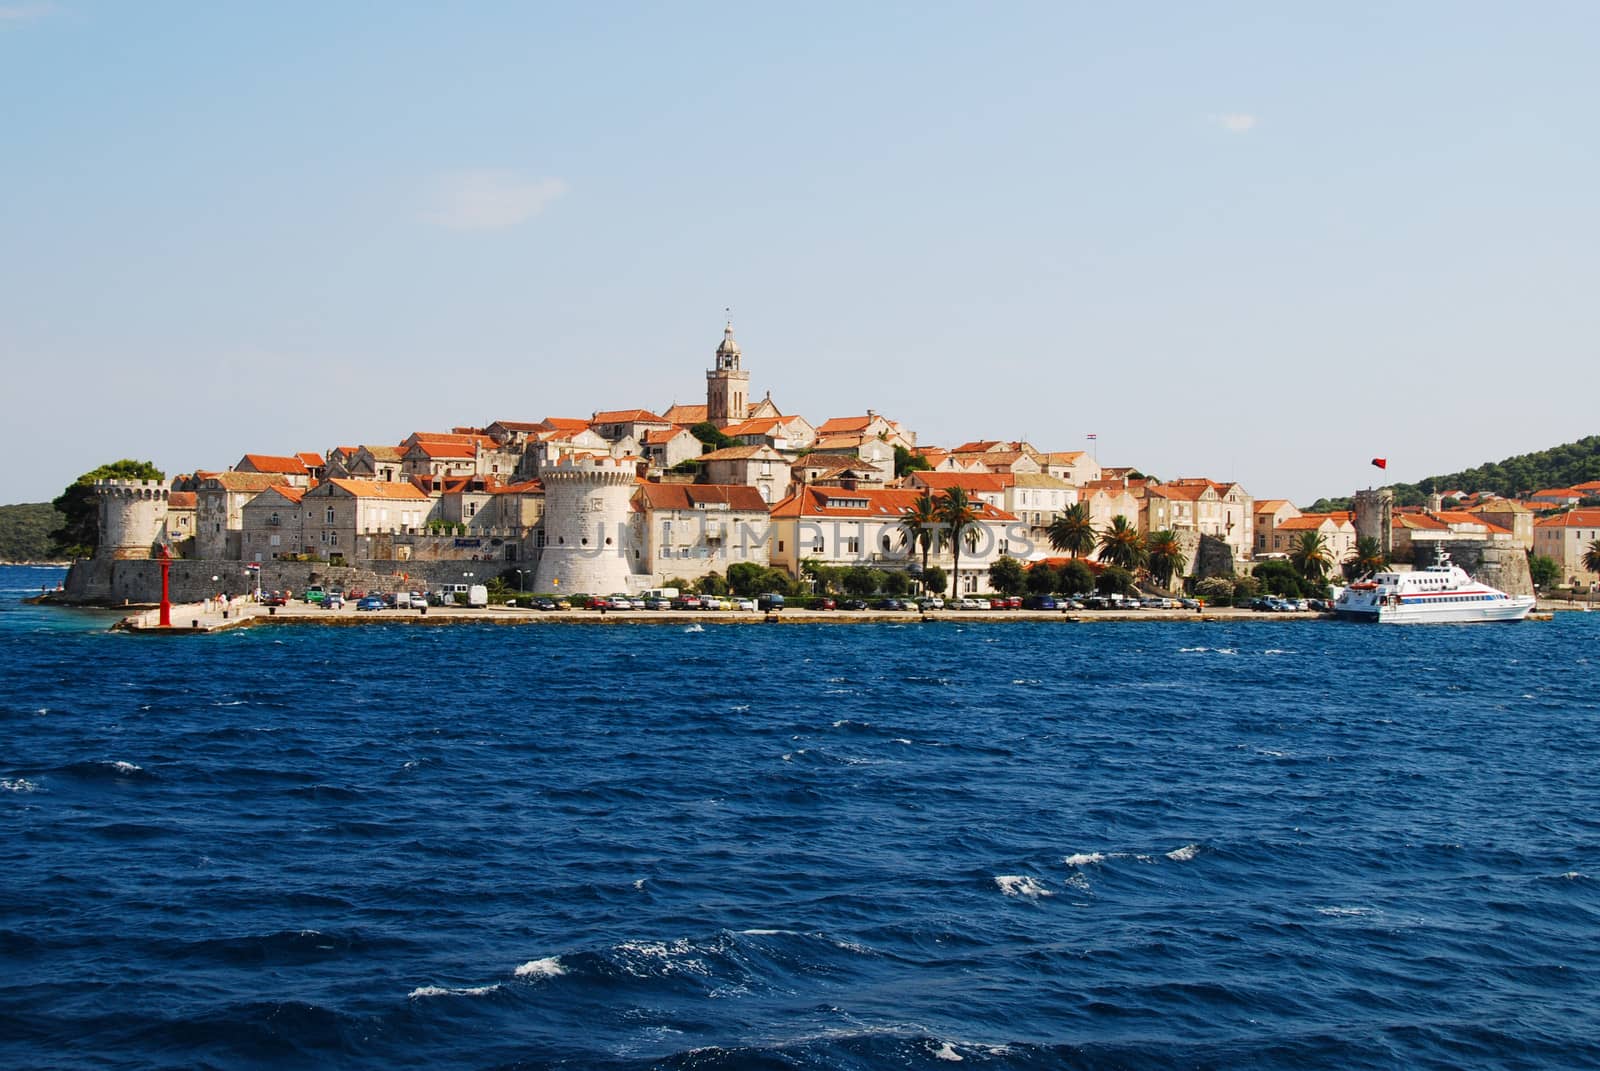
[3,2,1595,505]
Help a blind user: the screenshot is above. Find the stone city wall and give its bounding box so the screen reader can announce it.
[61,558,529,606]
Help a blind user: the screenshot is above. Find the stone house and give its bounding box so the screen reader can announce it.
[1252,499,1300,557]
[1272,513,1358,573]
[300,478,432,565]
[723,414,816,452]
[1471,499,1534,551]
[402,440,479,479]
[694,445,793,503]
[811,435,896,483]
[639,427,701,471]
[1004,473,1077,529]
[343,445,406,482]
[632,483,772,583]
[769,485,1022,595]
[814,411,915,450]
[1079,479,1142,537]
[590,409,674,443]
[162,490,197,555]
[793,455,888,489]
[240,485,310,562]
[1040,450,1102,487]
[196,472,290,560]
[234,454,313,487]
[1533,509,1600,588]
[526,428,612,474]
[946,449,1042,477]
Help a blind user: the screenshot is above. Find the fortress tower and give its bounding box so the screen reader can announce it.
[94,480,171,560]
[706,322,750,427]
[532,456,641,594]
[1353,488,1394,560]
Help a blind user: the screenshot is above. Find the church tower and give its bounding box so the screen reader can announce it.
[706,322,750,427]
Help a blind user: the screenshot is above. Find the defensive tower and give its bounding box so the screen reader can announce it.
[532,456,640,594]
[94,480,171,560]
[1353,487,1394,561]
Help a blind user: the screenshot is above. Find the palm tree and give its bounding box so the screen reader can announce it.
[1291,531,1331,582]
[1145,529,1187,590]
[1096,515,1147,572]
[936,487,981,601]
[1046,502,1096,559]
[1345,535,1387,579]
[1584,539,1600,589]
[897,491,939,588]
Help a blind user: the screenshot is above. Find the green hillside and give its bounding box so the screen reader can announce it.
[1308,435,1600,511]
[0,502,68,562]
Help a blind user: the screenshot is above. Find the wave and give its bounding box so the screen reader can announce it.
[1063,852,1105,866]
[2,777,39,792]
[1166,843,1201,862]
[513,956,566,978]
[994,875,1053,898]
[408,983,500,999]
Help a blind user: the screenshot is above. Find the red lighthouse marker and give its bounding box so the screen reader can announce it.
[157,543,172,628]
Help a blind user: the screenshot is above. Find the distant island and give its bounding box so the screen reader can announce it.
[0,502,67,563]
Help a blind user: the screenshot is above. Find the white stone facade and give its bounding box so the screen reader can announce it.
[95,480,171,559]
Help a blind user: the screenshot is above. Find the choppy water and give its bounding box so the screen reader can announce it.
[3,564,1598,1069]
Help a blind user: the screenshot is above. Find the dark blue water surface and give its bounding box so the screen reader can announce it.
[3,564,1599,1070]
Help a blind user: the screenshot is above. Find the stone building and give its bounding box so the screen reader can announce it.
[93,479,172,560]
[299,478,432,566]
[234,454,313,487]
[196,472,290,561]
[906,471,1009,511]
[1470,498,1534,551]
[1532,509,1600,588]
[342,445,406,482]
[769,485,1022,595]
[633,483,771,583]
[706,323,751,427]
[639,427,701,471]
[694,445,793,504]
[240,485,310,562]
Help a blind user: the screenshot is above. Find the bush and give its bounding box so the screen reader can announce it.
[1025,563,1056,595]
[1528,554,1561,589]
[922,565,947,594]
[989,556,1027,595]
[1252,560,1305,598]
[1096,567,1136,595]
[842,566,886,596]
[1057,560,1096,595]
[1194,576,1235,602]
[699,571,728,596]
[1230,576,1260,604]
[882,571,913,596]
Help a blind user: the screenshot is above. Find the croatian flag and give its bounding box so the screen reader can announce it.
[1371,457,1387,469]
[1087,433,1098,441]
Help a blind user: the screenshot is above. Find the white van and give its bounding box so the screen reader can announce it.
[467,584,489,607]
[393,591,412,609]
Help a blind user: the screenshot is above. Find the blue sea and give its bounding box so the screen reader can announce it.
[3,564,1598,1070]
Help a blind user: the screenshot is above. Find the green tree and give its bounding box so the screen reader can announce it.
[1344,536,1387,579]
[1145,529,1187,590]
[1046,503,1096,559]
[882,570,912,596]
[1252,559,1304,597]
[699,570,729,595]
[1528,553,1561,589]
[0,503,66,562]
[898,491,940,578]
[50,459,165,558]
[727,561,767,595]
[1290,531,1331,582]
[1194,576,1235,604]
[1057,559,1096,595]
[1230,575,1261,604]
[988,556,1027,595]
[689,422,735,452]
[1585,539,1600,583]
[1096,566,1137,596]
[936,487,981,600]
[1096,515,1147,572]
[894,444,931,478]
[922,565,947,596]
[842,566,885,596]
[1025,562,1056,594]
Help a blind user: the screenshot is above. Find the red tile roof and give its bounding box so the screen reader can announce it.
[592,408,667,425]
[635,483,770,511]
[909,471,1011,493]
[771,486,1016,521]
[295,452,324,468]
[540,417,592,432]
[203,472,290,492]
[325,478,430,501]
[816,415,875,434]
[1534,509,1600,528]
[641,428,689,445]
[167,491,197,509]
[239,454,310,475]
[661,404,709,425]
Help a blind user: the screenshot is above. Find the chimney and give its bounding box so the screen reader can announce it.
[866,409,877,420]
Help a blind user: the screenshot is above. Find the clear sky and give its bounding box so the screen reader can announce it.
[3,2,1595,505]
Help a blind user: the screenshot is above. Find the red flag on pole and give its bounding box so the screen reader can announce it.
[1371,458,1387,469]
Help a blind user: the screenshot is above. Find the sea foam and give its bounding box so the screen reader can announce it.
[995,875,1053,898]
[514,956,566,978]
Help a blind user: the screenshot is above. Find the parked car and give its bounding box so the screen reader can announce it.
[261,591,287,607]
[953,597,984,610]
[814,597,837,610]
[357,595,386,611]
[1179,598,1200,609]
[532,598,558,611]
[1022,595,1057,610]
[756,593,785,611]
[873,598,904,610]
[841,599,868,610]
[673,595,702,610]
[1063,598,1087,610]
[323,592,345,609]
[304,585,326,604]
[735,598,757,611]
[916,597,945,610]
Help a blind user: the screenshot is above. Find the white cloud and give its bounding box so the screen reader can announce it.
[1210,113,1259,134]
[424,170,569,231]
[0,3,58,22]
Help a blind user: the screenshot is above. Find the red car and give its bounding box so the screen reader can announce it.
[816,597,837,610]
[260,591,287,606]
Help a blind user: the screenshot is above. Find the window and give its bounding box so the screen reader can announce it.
[330,532,338,546]
[270,534,280,547]
[326,507,336,524]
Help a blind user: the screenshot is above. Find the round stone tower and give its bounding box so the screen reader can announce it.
[95,479,170,559]
[533,456,640,594]
[1353,488,1394,560]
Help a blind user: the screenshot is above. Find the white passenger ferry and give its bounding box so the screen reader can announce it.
[1334,552,1535,623]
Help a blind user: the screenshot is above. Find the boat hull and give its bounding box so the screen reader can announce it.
[1335,596,1535,624]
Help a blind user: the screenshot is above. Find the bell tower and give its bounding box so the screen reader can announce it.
[706,321,750,427]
